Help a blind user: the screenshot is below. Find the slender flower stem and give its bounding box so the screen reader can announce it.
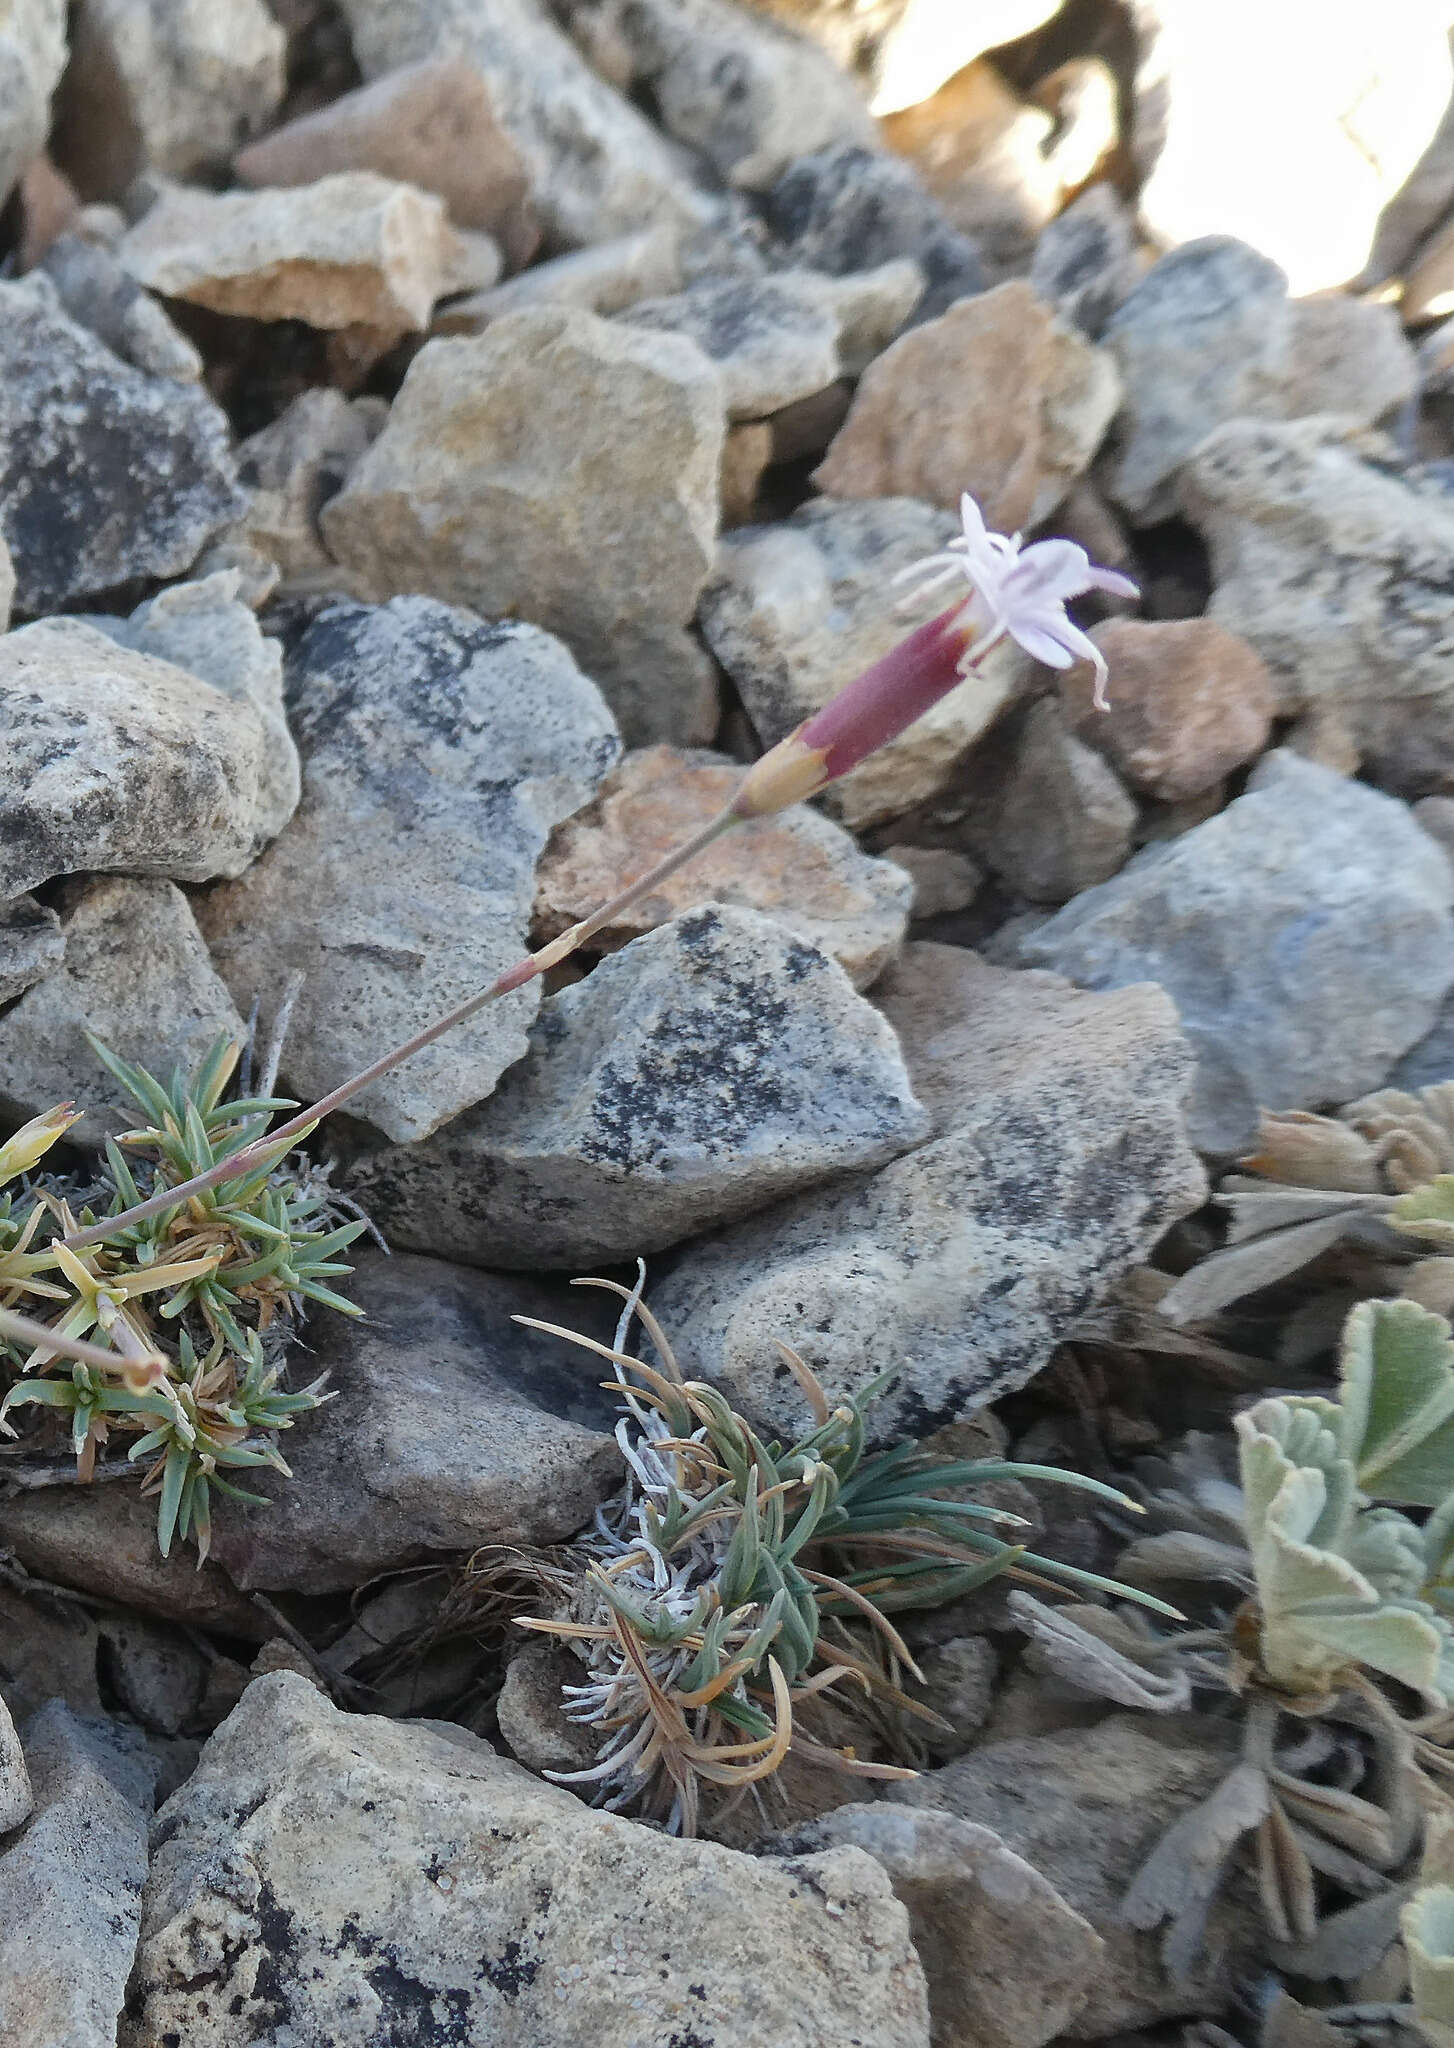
[0,1306,161,1375]
[62,805,743,1251]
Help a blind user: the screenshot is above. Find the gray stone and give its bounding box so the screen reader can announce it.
[653,942,1204,1442]
[336,0,708,251]
[231,387,384,591]
[0,615,286,896]
[438,224,684,334]
[887,1713,1256,2034]
[233,56,539,269]
[967,699,1137,905]
[0,896,63,1005]
[124,1669,932,2046]
[0,0,65,206]
[321,307,724,747]
[532,743,913,987]
[1017,749,1454,1154]
[622,262,920,419]
[348,906,929,1268]
[1029,182,1140,341]
[1363,69,1454,287]
[197,596,618,1144]
[496,1637,601,1778]
[0,1702,154,2048]
[910,1635,998,1759]
[204,1252,624,1595]
[779,1803,1102,2048]
[1104,238,1416,521]
[0,273,244,613]
[761,142,985,323]
[0,877,245,1147]
[698,497,1031,832]
[53,0,283,197]
[0,1697,30,1834]
[559,0,876,190]
[86,570,300,851]
[1180,418,1454,729]
[40,226,203,380]
[118,173,463,336]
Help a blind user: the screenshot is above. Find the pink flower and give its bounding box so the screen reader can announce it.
[733,491,1137,816]
[895,492,1139,711]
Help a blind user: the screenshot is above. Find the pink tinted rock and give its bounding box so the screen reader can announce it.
[236,57,539,271]
[1061,616,1275,800]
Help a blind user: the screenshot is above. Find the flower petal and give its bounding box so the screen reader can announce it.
[1003,538,1096,607]
[1087,566,1140,601]
[1007,618,1079,669]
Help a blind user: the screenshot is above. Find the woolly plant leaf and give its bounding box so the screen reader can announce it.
[1403,1884,1454,2048]
[1392,1177,1454,1252]
[1278,1601,1450,1710]
[1339,1298,1454,1507]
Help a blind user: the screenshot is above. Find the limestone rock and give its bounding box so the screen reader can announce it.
[533,744,912,985]
[557,0,877,190]
[234,55,539,270]
[204,1253,623,1595]
[321,306,724,746]
[1363,71,1454,287]
[882,845,983,920]
[0,615,285,896]
[125,1669,932,2046]
[0,897,63,1006]
[53,0,283,197]
[0,1699,30,1835]
[39,225,203,380]
[744,0,1057,116]
[1180,418,1454,734]
[347,906,929,1269]
[0,0,67,207]
[1104,238,1416,521]
[1029,182,1140,341]
[0,1703,154,2048]
[0,877,245,1146]
[780,1803,1103,2048]
[1061,617,1275,801]
[440,224,684,333]
[230,386,385,589]
[622,262,920,419]
[887,1713,1256,2034]
[119,173,461,336]
[761,140,984,322]
[336,0,708,251]
[652,942,1205,1441]
[1017,749,1454,1153]
[815,281,1120,530]
[197,596,619,1144]
[0,273,244,612]
[969,699,1137,905]
[698,497,1031,832]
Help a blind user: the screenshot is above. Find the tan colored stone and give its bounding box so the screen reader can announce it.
[234,57,540,271]
[118,172,461,335]
[813,281,1117,529]
[533,745,913,986]
[1060,618,1276,801]
[721,421,772,526]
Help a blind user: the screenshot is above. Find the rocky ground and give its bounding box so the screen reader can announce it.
[5,0,1454,2044]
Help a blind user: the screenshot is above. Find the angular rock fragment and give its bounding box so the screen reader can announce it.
[40,225,203,380]
[0,273,244,613]
[1104,238,1416,520]
[533,744,913,985]
[234,55,539,270]
[779,1803,1103,2048]
[1017,750,1454,1153]
[1029,182,1140,340]
[0,0,67,206]
[347,907,929,1269]
[197,596,619,1143]
[814,281,1120,530]
[205,1253,624,1594]
[229,387,384,589]
[0,615,284,896]
[53,0,283,196]
[0,1704,154,2048]
[966,698,1137,904]
[698,497,1030,831]
[653,942,1205,1440]
[762,141,985,323]
[322,306,725,744]
[118,173,463,336]
[0,896,63,1006]
[126,1671,931,2046]
[336,0,708,249]
[0,877,245,1146]
[0,1699,30,1834]
[440,224,684,333]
